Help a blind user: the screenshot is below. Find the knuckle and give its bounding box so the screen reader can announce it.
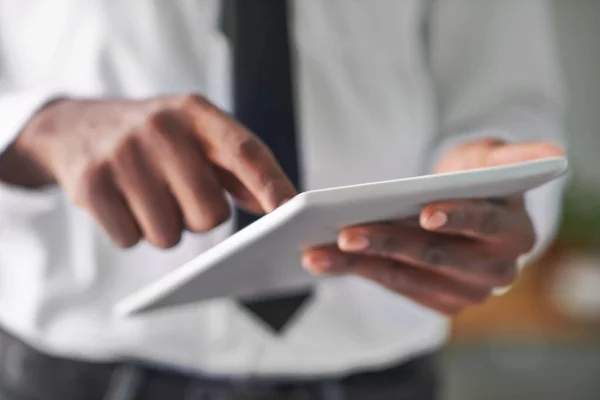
[187,205,231,233]
[178,94,199,107]
[69,161,109,206]
[151,231,182,250]
[376,231,401,253]
[141,113,189,156]
[110,136,140,164]
[177,93,207,110]
[208,204,232,227]
[114,233,141,249]
[145,111,169,133]
[139,114,178,145]
[422,240,447,268]
[479,204,501,235]
[232,136,264,162]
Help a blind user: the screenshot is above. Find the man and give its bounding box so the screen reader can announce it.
[0,0,565,399]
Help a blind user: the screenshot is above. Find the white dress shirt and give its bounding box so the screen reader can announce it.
[0,0,565,378]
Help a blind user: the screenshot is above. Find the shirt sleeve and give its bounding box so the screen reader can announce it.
[425,0,568,275]
[0,89,66,220]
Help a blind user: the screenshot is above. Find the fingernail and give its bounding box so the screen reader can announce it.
[339,233,369,251]
[302,253,332,274]
[422,211,448,230]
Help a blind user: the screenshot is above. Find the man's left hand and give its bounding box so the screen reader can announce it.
[302,139,564,315]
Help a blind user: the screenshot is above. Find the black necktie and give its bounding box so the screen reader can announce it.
[220,0,312,333]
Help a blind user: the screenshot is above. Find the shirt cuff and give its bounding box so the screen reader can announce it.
[0,89,66,152]
[0,90,66,220]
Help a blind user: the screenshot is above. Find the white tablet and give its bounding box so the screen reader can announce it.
[115,157,568,317]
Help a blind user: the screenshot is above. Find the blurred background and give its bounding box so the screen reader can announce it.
[442,1,600,399]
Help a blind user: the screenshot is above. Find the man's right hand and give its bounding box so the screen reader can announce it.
[3,95,296,249]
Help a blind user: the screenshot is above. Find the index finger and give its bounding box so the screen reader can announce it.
[180,95,297,212]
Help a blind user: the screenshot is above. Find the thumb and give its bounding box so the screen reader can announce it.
[485,142,565,167]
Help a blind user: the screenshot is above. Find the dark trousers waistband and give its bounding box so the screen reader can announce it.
[0,327,438,400]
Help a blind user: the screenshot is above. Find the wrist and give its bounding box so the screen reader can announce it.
[0,98,68,188]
